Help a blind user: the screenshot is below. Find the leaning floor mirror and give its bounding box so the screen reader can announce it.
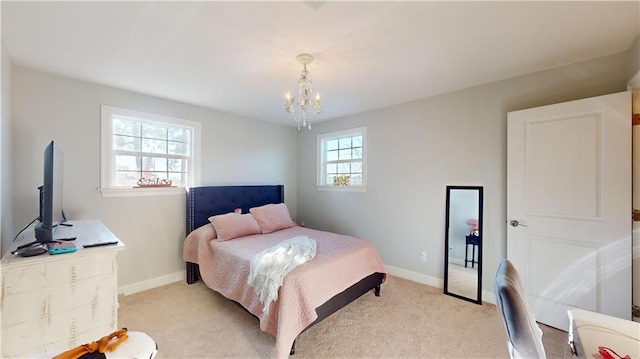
[444,186,483,304]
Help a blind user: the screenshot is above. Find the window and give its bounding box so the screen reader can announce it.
[100,105,201,197]
[317,126,367,191]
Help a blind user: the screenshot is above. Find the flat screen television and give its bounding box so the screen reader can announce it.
[33,140,65,243]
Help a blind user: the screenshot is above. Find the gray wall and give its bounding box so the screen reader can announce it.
[296,51,629,299]
[1,41,13,255]
[10,67,298,291]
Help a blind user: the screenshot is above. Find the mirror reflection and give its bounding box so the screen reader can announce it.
[444,186,483,304]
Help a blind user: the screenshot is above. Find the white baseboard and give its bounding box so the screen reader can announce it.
[116,266,498,306]
[385,264,443,288]
[384,264,496,305]
[118,270,185,296]
[482,290,496,305]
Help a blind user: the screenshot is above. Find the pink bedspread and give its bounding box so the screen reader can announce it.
[183,226,386,358]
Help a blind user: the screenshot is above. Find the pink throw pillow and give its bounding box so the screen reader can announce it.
[209,213,261,241]
[249,203,296,234]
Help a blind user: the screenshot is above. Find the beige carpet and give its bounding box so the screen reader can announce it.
[118,275,569,358]
[447,263,478,300]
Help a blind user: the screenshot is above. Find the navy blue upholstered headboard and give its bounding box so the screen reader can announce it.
[186,185,284,234]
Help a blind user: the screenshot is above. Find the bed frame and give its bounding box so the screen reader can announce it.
[185,185,384,354]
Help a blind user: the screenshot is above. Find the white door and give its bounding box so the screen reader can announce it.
[507,91,632,330]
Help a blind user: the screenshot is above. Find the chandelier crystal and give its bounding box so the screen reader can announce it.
[285,53,322,130]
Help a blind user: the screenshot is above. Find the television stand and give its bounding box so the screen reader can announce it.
[1,219,125,358]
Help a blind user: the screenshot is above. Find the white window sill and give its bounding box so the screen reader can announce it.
[100,187,187,198]
[316,185,367,192]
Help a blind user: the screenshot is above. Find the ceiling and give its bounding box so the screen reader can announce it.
[2,1,639,127]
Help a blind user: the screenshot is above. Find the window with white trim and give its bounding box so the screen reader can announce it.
[100,105,200,197]
[317,126,367,191]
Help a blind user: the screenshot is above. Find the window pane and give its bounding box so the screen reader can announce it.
[325,175,335,185]
[142,123,168,140]
[115,171,141,186]
[168,172,187,186]
[337,163,350,174]
[351,161,362,173]
[338,149,352,160]
[142,156,167,171]
[326,163,337,175]
[115,155,141,171]
[142,138,167,154]
[168,158,187,172]
[113,117,140,136]
[141,171,168,180]
[327,150,338,161]
[326,139,339,151]
[168,140,189,155]
[352,147,362,159]
[113,135,141,151]
[168,127,190,142]
[338,138,351,149]
[349,175,362,186]
[352,136,362,147]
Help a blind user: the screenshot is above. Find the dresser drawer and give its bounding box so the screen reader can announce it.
[46,253,116,285]
[1,287,49,327]
[2,264,47,295]
[46,301,116,345]
[2,253,116,296]
[2,273,115,328]
[2,319,48,358]
[48,273,116,314]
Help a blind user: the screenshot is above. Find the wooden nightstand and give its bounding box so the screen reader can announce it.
[465,235,480,268]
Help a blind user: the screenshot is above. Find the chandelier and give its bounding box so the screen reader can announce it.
[285,53,322,130]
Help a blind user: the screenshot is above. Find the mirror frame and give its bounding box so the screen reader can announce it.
[443,185,484,304]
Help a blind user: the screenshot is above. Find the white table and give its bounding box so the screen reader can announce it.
[568,308,640,358]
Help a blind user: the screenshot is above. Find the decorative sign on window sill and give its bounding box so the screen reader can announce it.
[134,178,174,188]
[333,175,351,186]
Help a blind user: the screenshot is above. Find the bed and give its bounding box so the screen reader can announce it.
[183,185,386,358]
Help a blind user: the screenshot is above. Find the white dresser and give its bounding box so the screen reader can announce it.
[0,219,124,359]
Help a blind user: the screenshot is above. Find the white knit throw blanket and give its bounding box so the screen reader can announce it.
[247,236,317,315]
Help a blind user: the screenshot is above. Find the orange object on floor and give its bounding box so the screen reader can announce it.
[46,328,157,359]
[53,329,129,359]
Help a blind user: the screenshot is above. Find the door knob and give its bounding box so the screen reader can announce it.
[509,220,528,227]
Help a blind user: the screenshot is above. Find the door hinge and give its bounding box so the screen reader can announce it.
[633,209,640,221]
[633,114,640,126]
